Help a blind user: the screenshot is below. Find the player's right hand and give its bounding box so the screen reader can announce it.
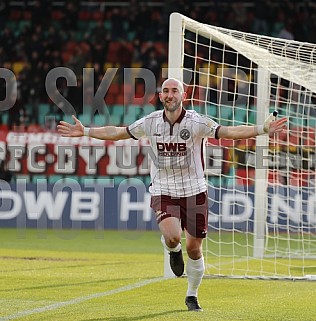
[57,115,84,137]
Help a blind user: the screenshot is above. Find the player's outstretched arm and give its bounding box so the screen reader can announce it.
[57,115,131,141]
[217,112,287,140]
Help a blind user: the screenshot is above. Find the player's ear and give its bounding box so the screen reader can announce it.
[158,92,163,101]
[182,91,187,101]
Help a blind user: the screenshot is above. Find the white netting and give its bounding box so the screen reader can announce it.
[170,13,316,279]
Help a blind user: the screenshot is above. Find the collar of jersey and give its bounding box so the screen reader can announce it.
[162,107,186,124]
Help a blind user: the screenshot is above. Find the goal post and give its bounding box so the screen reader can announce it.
[167,12,316,280]
[162,12,184,279]
[253,67,270,259]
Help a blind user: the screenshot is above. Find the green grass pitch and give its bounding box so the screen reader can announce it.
[0,228,316,321]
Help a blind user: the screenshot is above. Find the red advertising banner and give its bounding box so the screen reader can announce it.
[0,132,152,176]
[0,131,314,186]
[0,132,231,176]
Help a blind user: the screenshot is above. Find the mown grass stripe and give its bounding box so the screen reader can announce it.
[0,277,164,321]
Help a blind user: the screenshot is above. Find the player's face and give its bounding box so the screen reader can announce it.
[160,81,185,112]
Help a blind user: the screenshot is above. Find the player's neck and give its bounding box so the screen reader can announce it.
[164,106,183,125]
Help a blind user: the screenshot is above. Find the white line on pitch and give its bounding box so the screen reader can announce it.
[0,277,164,321]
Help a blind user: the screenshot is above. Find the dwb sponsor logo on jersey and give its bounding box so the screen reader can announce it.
[156,142,187,156]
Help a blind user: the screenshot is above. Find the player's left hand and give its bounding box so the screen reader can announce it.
[268,117,287,135]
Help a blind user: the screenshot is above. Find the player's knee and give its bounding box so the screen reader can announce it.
[164,235,181,248]
[186,244,202,260]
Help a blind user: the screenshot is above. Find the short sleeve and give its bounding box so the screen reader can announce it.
[127,118,146,140]
[195,114,220,138]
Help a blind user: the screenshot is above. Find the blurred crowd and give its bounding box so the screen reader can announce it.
[1,0,316,130]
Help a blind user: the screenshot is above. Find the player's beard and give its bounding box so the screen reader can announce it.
[163,99,181,112]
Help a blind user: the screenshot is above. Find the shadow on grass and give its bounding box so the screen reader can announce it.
[82,309,186,320]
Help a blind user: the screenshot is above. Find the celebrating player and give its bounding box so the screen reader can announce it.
[57,77,287,312]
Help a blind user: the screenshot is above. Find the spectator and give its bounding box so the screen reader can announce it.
[8,100,30,131]
[88,21,110,67]
[141,43,163,80]
[1,28,15,60]
[30,0,51,29]
[91,20,109,44]
[277,20,295,40]
[62,1,79,31]
[67,46,87,77]
[68,76,84,115]
[252,0,270,35]
[116,40,134,81]
[111,8,126,41]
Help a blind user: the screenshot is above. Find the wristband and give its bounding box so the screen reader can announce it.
[257,111,278,135]
[83,127,90,137]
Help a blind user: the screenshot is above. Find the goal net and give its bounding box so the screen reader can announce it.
[167,12,316,280]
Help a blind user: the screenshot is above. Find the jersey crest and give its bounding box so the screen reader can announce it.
[180,128,190,140]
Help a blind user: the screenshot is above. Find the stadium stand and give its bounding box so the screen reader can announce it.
[1,1,316,183]
[1,1,316,126]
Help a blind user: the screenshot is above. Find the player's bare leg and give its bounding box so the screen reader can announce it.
[159,216,184,277]
[184,230,204,312]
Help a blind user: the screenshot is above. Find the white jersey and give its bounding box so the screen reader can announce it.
[127,109,220,197]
